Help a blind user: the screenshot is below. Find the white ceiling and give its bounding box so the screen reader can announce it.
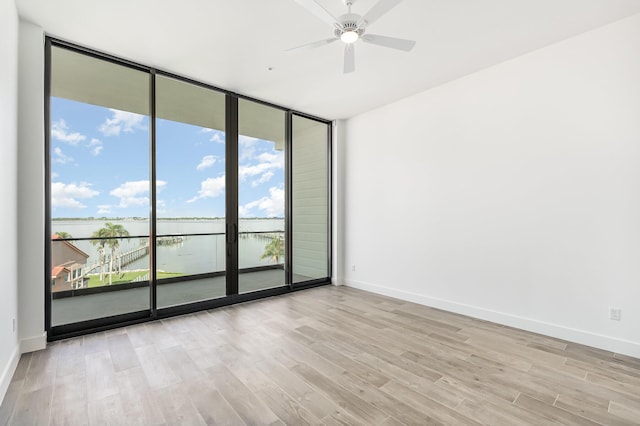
[15,0,640,120]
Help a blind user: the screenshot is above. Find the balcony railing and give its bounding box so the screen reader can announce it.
[51,230,285,299]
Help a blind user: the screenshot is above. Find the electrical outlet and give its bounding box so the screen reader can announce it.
[609,308,622,321]
[351,264,356,272]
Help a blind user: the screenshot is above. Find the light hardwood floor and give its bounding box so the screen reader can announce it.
[1,286,639,425]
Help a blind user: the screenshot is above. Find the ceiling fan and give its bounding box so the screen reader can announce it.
[289,0,416,73]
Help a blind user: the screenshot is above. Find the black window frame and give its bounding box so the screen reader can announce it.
[45,37,333,341]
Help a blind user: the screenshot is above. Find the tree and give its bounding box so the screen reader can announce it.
[55,231,73,239]
[260,235,284,264]
[91,228,108,283]
[91,222,130,285]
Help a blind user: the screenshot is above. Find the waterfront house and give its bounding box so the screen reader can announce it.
[50,234,89,291]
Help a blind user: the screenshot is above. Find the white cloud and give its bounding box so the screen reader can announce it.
[156,199,167,214]
[99,109,146,136]
[239,135,259,160]
[201,128,225,144]
[239,186,284,217]
[239,150,284,186]
[239,162,272,180]
[97,205,112,214]
[251,171,274,187]
[188,176,225,203]
[51,181,99,208]
[196,155,217,171]
[238,204,251,217]
[51,119,86,145]
[109,180,167,208]
[53,147,74,164]
[257,152,282,165]
[239,135,259,145]
[210,132,224,143]
[88,138,103,156]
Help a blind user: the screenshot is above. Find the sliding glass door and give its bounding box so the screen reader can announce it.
[155,75,227,307]
[238,99,286,294]
[47,39,331,338]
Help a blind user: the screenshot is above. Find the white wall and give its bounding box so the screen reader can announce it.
[332,120,345,285]
[343,13,640,357]
[0,0,20,405]
[17,20,46,353]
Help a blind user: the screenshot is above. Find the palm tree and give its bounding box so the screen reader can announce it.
[91,222,129,284]
[260,235,284,264]
[90,228,108,283]
[55,231,73,239]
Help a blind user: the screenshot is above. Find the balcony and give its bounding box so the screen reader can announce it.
[50,230,313,327]
[51,268,306,326]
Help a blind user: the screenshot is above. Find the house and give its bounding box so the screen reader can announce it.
[2,0,640,422]
[50,234,89,292]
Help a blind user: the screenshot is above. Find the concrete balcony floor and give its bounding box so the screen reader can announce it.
[52,269,312,326]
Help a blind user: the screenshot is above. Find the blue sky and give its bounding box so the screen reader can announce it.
[51,97,284,219]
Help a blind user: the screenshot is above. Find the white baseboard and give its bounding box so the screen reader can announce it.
[20,332,47,354]
[344,279,640,359]
[0,332,47,405]
[0,345,20,406]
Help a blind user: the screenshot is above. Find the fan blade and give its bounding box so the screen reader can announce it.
[361,34,415,51]
[293,0,339,27]
[287,38,339,52]
[344,44,355,74]
[359,0,403,27]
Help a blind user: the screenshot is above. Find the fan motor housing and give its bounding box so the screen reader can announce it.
[335,13,365,38]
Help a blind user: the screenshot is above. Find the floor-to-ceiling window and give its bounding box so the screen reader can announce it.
[49,45,152,327]
[46,39,331,339]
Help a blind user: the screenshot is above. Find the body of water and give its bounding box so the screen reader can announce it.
[52,218,285,275]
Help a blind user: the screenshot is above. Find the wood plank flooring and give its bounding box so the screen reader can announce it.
[2,285,640,425]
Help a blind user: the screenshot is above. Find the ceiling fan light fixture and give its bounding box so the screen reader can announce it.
[290,0,416,73]
[340,30,359,43]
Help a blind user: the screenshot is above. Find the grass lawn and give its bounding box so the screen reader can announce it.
[87,270,183,287]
